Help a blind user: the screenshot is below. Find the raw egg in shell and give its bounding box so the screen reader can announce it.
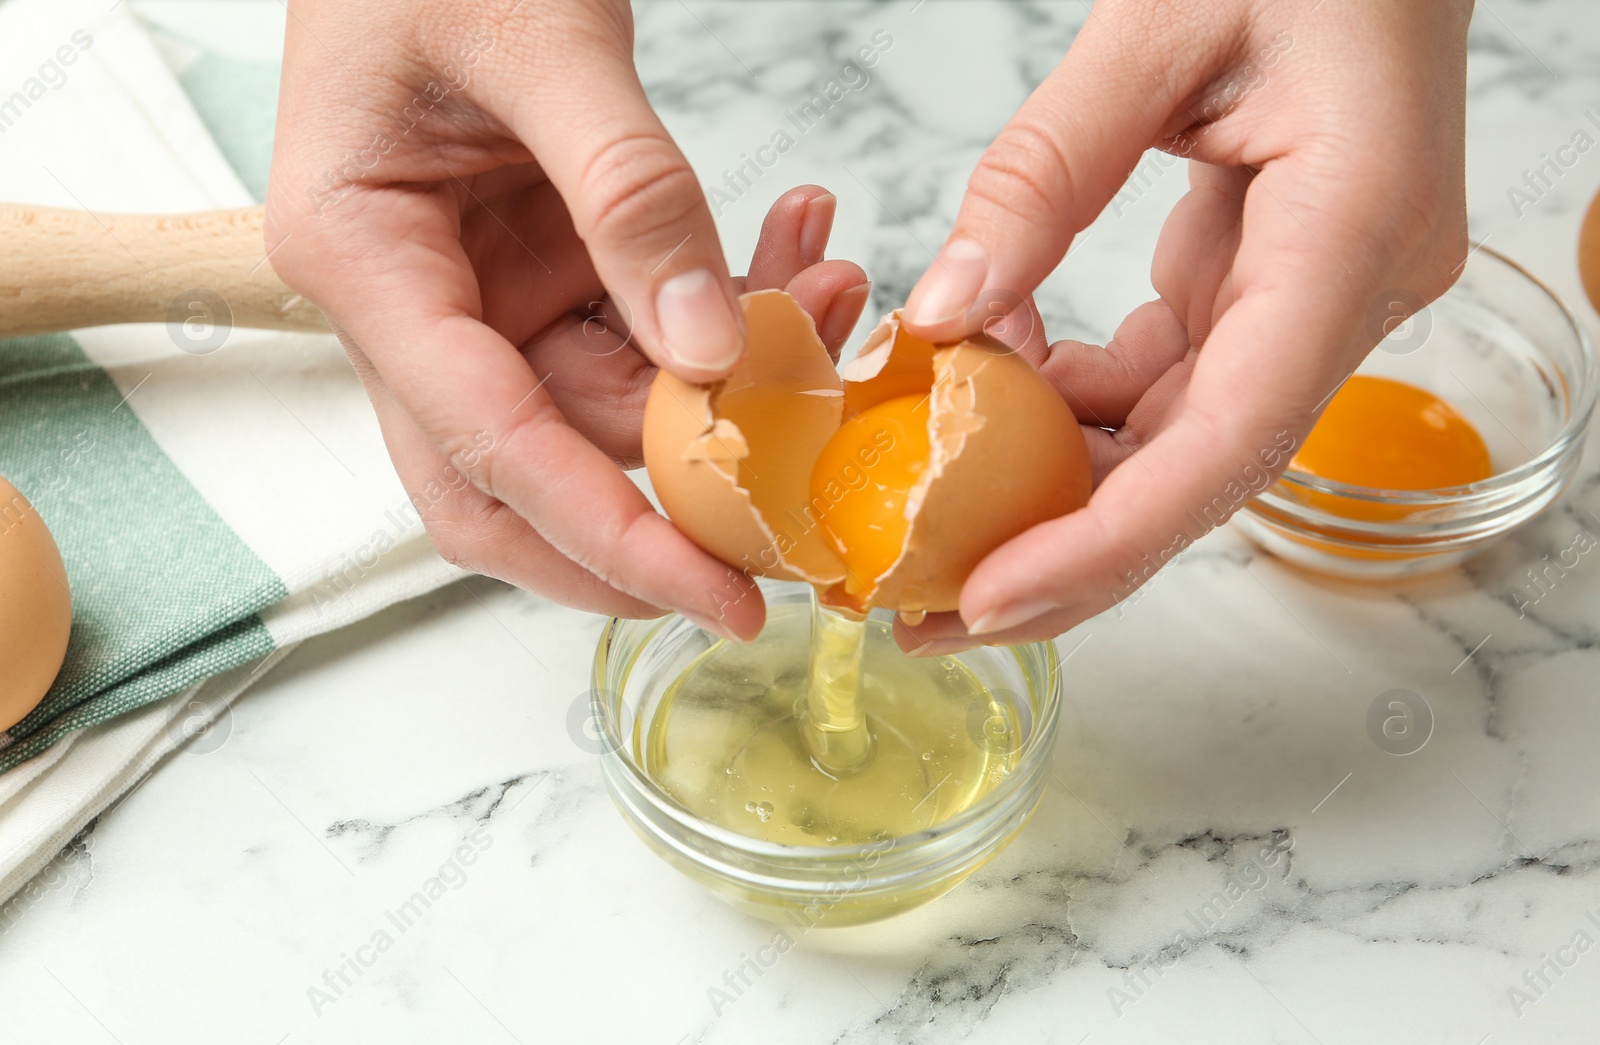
[642,289,1091,615]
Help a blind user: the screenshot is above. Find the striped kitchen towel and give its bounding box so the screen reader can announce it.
[0,0,460,900]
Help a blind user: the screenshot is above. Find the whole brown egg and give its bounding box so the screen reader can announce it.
[0,477,71,732]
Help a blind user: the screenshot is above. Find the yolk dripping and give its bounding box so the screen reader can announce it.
[1293,375,1493,490]
[810,394,931,597]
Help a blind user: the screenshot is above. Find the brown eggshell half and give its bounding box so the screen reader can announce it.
[642,289,848,586]
[842,313,1092,613]
[0,476,72,732]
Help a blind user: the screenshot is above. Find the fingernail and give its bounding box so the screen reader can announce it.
[819,281,872,352]
[682,608,739,642]
[908,638,979,658]
[800,193,836,265]
[656,268,744,372]
[968,597,1055,636]
[904,238,989,328]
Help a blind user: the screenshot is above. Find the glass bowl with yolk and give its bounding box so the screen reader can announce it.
[1237,246,1596,579]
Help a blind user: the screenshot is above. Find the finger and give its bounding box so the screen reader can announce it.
[1028,165,1246,479]
[1051,363,1202,495]
[292,185,765,639]
[892,611,962,656]
[1035,300,1191,429]
[974,294,1049,365]
[482,24,746,381]
[342,339,662,619]
[521,258,873,466]
[739,183,868,357]
[899,13,1209,342]
[1119,355,1197,448]
[459,174,607,347]
[519,311,654,468]
[1151,163,1251,347]
[957,159,1400,640]
[895,607,1088,658]
[413,169,659,459]
[522,261,872,473]
[1081,424,1134,486]
[747,185,838,289]
[782,261,871,360]
[729,263,871,357]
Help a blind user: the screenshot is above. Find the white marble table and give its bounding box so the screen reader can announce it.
[6,2,1600,1042]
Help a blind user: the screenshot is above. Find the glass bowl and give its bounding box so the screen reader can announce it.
[590,580,1063,927]
[1236,246,1597,579]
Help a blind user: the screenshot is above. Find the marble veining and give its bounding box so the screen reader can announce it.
[325,774,543,864]
[5,1,1600,1042]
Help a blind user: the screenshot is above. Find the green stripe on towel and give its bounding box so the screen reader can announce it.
[0,333,285,773]
[176,51,280,202]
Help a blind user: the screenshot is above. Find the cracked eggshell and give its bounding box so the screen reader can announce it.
[645,293,1092,615]
[642,289,848,586]
[841,312,1092,613]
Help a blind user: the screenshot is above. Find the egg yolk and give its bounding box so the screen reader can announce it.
[1293,375,1493,490]
[810,394,931,596]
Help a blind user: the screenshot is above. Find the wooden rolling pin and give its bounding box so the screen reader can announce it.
[0,204,329,338]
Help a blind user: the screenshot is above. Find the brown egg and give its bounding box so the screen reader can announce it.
[0,477,71,732]
[843,313,1091,612]
[644,290,848,586]
[1580,187,1600,315]
[643,289,1091,614]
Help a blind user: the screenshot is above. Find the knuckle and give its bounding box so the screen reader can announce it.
[1089,512,1162,597]
[335,331,380,382]
[447,390,607,537]
[429,528,476,573]
[425,495,519,574]
[1352,177,1467,303]
[261,218,315,292]
[562,505,656,595]
[1387,185,1449,254]
[1416,212,1469,303]
[261,197,364,299]
[594,509,656,589]
[451,402,547,505]
[967,120,1076,227]
[577,132,704,245]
